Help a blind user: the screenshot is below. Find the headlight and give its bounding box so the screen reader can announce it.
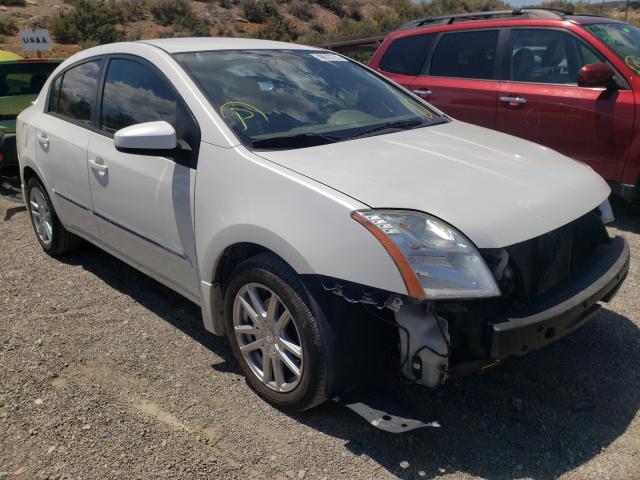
[352,210,501,300]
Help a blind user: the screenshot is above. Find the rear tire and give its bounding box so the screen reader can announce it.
[26,177,81,255]
[223,253,332,411]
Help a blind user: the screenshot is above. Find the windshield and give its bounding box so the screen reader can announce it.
[584,22,640,74]
[175,49,445,150]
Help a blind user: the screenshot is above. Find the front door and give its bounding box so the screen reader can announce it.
[411,29,501,129]
[87,57,200,299]
[495,28,634,182]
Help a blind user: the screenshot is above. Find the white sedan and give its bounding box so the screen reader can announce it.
[17,38,629,412]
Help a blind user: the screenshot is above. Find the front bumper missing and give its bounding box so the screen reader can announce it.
[489,236,630,358]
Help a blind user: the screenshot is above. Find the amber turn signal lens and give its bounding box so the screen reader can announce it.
[351,211,426,300]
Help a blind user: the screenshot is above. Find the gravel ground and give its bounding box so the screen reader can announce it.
[1,186,639,480]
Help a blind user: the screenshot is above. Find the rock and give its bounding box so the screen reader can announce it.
[81,424,91,430]
[34,398,43,405]
[47,446,55,454]
[297,469,305,479]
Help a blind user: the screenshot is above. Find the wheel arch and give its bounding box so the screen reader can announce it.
[198,225,314,336]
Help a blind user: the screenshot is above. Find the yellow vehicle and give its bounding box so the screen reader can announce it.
[0,51,61,169]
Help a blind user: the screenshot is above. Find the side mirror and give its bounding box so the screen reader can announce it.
[114,121,177,153]
[577,63,616,89]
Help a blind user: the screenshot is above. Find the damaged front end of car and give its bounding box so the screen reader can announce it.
[304,202,630,392]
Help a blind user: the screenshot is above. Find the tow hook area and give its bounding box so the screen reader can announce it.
[395,303,450,388]
[334,392,441,433]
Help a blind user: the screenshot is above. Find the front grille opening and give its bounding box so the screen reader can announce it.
[482,210,609,307]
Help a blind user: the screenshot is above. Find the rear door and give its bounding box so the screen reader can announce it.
[411,29,501,129]
[86,56,200,300]
[495,27,634,181]
[36,59,103,240]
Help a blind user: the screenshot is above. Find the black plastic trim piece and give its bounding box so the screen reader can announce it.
[490,236,630,358]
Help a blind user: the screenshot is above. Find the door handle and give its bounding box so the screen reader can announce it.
[37,133,49,149]
[89,158,108,173]
[500,96,527,105]
[412,89,433,98]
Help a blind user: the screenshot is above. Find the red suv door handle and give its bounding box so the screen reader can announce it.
[500,96,527,106]
[412,89,433,98]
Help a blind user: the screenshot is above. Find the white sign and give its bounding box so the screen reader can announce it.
[20,29,52,52]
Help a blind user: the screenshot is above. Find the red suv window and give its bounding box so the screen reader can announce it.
[378,33,435,76]
[430,30,499,80]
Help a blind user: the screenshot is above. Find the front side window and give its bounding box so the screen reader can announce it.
[100,58,178,134]
[176,49,444,150]
[510,29,606,84]
[584,22,640,74]
[57,59,103,122]
[429,30,499,80]
[379,33,435,76]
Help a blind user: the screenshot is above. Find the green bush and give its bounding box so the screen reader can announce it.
[288,0,313,21]
[313,0,343,16]
[172,11,210,36]
[334,17,378,38]
[107,0,146,22]
[52,0,124,45]
[149,0,191,26]
[241,0,278,23]
[0,0,26,6]
[309,20,325,33]
[255,16,297,41]
[0,15,17,35]
[373,10,402,31]
[149,0,212,35]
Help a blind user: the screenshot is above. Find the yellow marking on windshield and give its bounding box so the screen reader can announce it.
[220,101,268,131]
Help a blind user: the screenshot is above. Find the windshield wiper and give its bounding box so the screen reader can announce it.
[252,131,340,150]
[347,119,427,140]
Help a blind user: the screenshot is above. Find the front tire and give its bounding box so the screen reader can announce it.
[26,177,81,255]
[224,253,331,411]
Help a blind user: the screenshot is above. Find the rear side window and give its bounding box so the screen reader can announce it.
[430,30,499,80]
[56,59,103,122]
[379,34,435,76]
[100,58,178,134]
[48,74,62,112]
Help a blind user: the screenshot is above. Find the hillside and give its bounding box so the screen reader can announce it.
[0,0,639,60]
[0,0,437,59]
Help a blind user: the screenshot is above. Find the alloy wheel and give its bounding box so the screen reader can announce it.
[29,186,53,246]
[232,283,304,393]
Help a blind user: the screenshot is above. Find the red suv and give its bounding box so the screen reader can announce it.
[368,9,640,202]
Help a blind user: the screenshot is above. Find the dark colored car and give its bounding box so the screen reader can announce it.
[368,8,640,203]
[0,55,61,169]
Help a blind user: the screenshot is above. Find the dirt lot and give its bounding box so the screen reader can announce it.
[1,185,639,480]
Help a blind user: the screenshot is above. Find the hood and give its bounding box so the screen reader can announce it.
[255,121,610,248]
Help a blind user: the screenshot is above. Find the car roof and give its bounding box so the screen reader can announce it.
[139,37,318,54]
